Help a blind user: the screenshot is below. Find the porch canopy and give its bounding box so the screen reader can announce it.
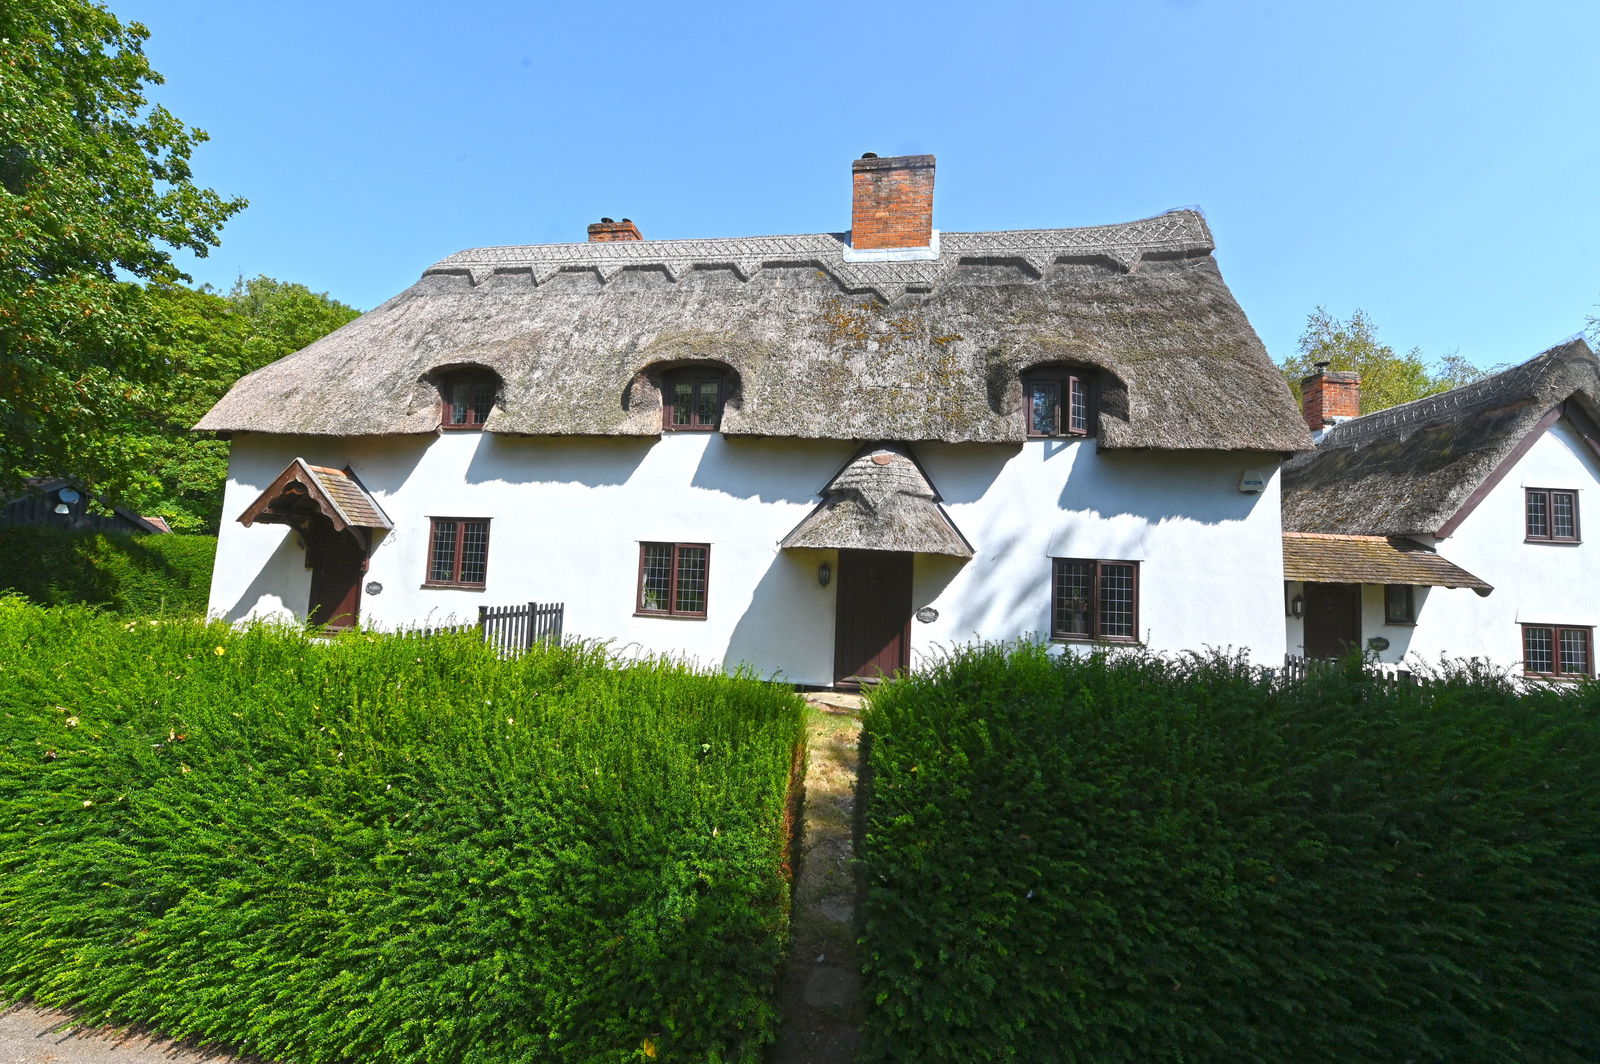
[781,443,972,558]
[238,458,392,549]
[1282,532,1491,592]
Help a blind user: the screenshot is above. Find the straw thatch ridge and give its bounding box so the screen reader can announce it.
[1282,338,1600,536]
[196,211,1311,452]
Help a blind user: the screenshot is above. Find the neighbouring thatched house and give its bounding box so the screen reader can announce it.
[1282,337,1600,678]
[198,153,1311,685]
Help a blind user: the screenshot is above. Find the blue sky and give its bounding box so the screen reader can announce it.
[120,0,1600,371]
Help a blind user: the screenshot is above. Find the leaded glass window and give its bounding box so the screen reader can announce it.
[426,518,490,587]
[637,542,710,617]
[1051,558,1138,642]
[1522,624,1592,678]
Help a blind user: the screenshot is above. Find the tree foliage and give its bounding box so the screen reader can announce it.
[0,0,246,494]
[110,277,360,534]
[1280,307,1496,415]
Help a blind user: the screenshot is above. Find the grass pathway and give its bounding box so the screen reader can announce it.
[769,693,866,1064]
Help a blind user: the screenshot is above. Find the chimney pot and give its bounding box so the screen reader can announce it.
[850,153,936,251]
[587,218,642,242]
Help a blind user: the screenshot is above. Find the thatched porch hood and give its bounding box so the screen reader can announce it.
[197,211,1310,451]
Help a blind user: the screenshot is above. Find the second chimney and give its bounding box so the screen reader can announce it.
[850,153,935,251]
[1300,363,1361,436]
[588,217,641,242]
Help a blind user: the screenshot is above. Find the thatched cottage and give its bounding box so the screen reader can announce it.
[1282,338,1600,678]
[199,153,1311,685]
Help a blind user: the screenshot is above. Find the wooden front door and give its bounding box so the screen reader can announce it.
[306,516,365,629]
[834,549,913,686]
[1303,582,1362,659]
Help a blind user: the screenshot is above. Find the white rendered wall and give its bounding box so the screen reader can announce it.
[1283,419,1600,673]
[211,432,1288,685]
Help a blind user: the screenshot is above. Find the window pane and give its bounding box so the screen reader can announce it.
[1068,377,1088,434]
[1527,491,1549,538]
[1099,563,1135,639]
[672,382,695,426]
[1384,584,1412,624]
[674,546,708,614]
[1030,382,1059,435]
[460,521,489,584]
[1553,492,1576,539]
[467,381,494,424]
[1053,560,1091,636]
[694,381,720,427]
[428,522,457,583]
[1524,626,1553,673]
[641,544,673,611]
[1559,628,1588,676]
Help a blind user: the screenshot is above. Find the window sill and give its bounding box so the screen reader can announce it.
[1525,538,1581,545]
[1384,620,1417,627]
[1050,635,1141,646]
[438,424,486,432]
[1523,672,1590,683]
[634,610,707,620]
[421,582,486,591]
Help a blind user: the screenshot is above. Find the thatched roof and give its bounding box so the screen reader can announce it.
[1282,533,1491,590]
[1282,339,1600,537]
[781,444,972,557]
[198,211,1310,452]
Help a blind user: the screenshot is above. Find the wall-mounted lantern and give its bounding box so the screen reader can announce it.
[817,561,832,588]
[1288,594,1304,618]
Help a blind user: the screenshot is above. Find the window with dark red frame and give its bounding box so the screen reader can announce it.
[1525,488,1579,542]
[438,371,498,430]
[663,372,725,431]
[1521,623,1592,678]
[1024,369,1093,437]
[425,518,490,588]
[1051,558,1138,642]
[637,542,709,617]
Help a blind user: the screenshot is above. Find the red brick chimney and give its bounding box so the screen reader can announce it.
[850,153,935,250]
[587,217,641,242]
[1300,363,1361,433]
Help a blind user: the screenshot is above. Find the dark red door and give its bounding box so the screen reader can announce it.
[306,517,364,629]
[1303,582,1361,659]
[834,549,913,686]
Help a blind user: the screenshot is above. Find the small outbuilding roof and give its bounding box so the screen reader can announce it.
[197,210,1311,453]
[1282,338,1600,537]
[781,444,972,557]
[1282,533,1491,591]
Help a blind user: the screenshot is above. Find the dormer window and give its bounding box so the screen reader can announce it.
[438,370,498,430]
[1024,368,1093,438]
[663,370,725,432]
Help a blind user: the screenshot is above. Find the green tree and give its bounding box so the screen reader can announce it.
[1280,307,1495,415]
[111,277,360,533]
[0,0,246,495]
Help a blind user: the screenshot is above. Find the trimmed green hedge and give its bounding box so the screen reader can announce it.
[860,644,1600,1063]
[0,600,805,1063]
[0,525,215,614]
